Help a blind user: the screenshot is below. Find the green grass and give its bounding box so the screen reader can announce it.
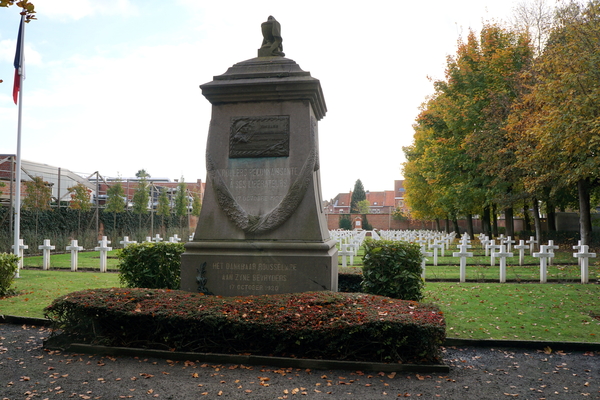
[22,251,120,270]
[424,282,600,343]
[0,269,121,318]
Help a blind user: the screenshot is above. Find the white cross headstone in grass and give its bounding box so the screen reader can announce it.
[420,245,433,280]
[339,244,354,267]
[66,239,83,272]
[94,236,113,273]
[11,239,28,278]
[514,240,528,266]
[546,240,559,266]
[481,237,491,256]
[120,236,137,248]
[487,240,502,266]
[153,234,163,243]
[189,234,194,241]
[460,235,471,246]
[145,236,152,243]
[574,245,596,284]
[526,236,538,255]
[573,240,583,268]
[415,237,427,247]
[38,239,55,270]
[429,240,443,266]
[533,245,554,283]
[173,234,181,242]
[350,239,360,256]
[505,236,515,252]
[453,244,473,283]
[495,245,513,283]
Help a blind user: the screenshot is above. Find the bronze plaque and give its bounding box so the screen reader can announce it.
[229,116,290,158]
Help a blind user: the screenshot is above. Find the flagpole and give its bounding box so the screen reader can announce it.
[13,11,25,278]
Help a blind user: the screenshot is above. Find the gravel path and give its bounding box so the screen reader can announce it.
[1,323,599,399]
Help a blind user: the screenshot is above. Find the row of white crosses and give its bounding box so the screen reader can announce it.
[332,229,597,284]
[11,234,185,274]
[331,230,369,267]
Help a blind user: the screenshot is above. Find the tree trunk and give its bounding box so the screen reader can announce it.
[466,213,474,239]
[523,202,531,231]
[483,206,492,237]
[492,204,498,237]
[546,200,557,232]
[504,206,514,237]
[445,218,450,234]
[533,198,542,251]
[435,218,441,231]
[578,178,593,246]
[452,218,460,234]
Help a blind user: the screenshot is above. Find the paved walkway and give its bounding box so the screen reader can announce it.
[1,323,599,399]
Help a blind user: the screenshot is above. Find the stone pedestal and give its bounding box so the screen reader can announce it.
[181,56,337,296]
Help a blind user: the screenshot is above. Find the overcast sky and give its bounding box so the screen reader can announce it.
[0,0,524,200]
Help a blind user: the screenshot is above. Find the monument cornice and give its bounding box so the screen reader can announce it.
[200,57,327,121]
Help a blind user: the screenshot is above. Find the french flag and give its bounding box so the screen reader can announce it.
[13,15,24,105]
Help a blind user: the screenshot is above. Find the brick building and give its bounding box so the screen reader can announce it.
[324,180,410,230]
[0,155,204,212]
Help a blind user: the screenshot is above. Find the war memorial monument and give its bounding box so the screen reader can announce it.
[180,16,338,296]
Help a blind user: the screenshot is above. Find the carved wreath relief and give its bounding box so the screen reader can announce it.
[207,115,318,234]
[229,116,289,158]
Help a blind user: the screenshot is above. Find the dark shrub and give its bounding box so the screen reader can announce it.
[361,239,424,301]
[117,242,184,289]
[44,289,445,364]
[0,253,19,296]
[338,272,363,292]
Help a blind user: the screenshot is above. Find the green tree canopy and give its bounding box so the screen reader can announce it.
[105,181,126,214]
[156,187,171,217]
[22,176,52,211]
[67,183,92,212]
[350,179,366,213]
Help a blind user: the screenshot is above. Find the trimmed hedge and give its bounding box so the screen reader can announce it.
[338,272,363,292]
[44,288,446,364]
[117,242,185,289]
[0,253,19,296]
[361,239,424,301]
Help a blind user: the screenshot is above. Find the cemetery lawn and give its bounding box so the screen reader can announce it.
[22,251,120,271]
[424,282,600,343]
[0,269,121,318]
[1,270,598,344]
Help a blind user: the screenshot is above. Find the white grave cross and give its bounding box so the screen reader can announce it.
[94,236,113,273]
[505,236,516,252]
[339,244,354,267]
[11,239,28,277]
[429,240,443,266]
[487,240,502,266]
[514,240,529,266]
[153,234,163,243]
[546,240,559,266]
[420,245,433,280]
[533,245,554,283]
[574,245,596,284]
[495,245,513,283]
[453,244,473,283]
[526,236,538,254]
[38,239,55,270]
[120,236,137,248]
[66,239,83,271]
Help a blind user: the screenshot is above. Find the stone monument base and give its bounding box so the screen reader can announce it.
[181,240,338,296]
